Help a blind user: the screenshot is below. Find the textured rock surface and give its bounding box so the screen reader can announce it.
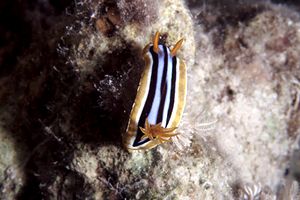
[187,1,300,199]
[0,0,300,199]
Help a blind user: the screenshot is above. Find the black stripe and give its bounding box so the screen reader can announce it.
[133,46,158,147]
[166,56,177,126]
[156,45,169,125]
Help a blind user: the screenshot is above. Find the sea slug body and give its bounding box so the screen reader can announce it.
[124,31,187,150]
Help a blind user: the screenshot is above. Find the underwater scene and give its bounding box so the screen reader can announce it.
[0,0,299,199]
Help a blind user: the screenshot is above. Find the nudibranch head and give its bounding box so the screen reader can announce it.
[124,31,187,150]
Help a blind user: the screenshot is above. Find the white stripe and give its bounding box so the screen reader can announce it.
[147,45,164,125]
[161,47,173,127]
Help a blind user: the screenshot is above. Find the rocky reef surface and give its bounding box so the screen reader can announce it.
[0,0,300,199]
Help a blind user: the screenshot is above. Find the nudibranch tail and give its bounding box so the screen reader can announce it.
[124,31,187,151]
[139,119,178,145]
[153,31,160,53]
[139,118,178,142]
[171,38,184,57]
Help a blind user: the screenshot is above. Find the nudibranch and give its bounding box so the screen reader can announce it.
[124,31,187,150]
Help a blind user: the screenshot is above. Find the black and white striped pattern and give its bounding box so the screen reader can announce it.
[132,44,179,147]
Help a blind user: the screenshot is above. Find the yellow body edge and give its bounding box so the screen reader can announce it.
[170,59,187,129]
[124,50,152,150]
